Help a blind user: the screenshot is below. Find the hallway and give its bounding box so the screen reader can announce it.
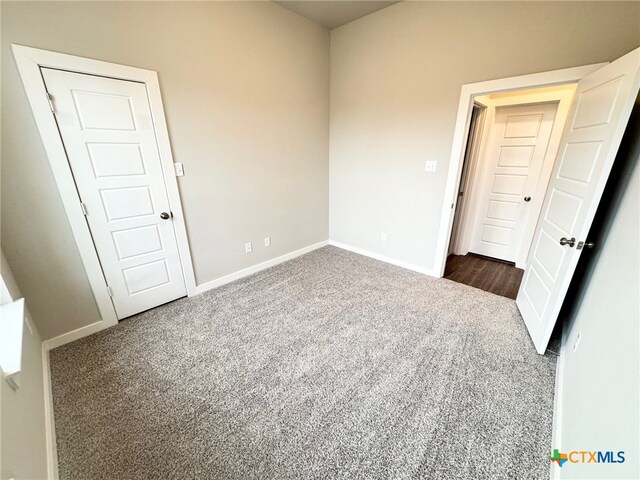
[444,254,524,300]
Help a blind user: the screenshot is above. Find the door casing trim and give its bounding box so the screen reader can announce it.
[12,44,197,338]
[456,89,575,269]
[433,63,607,277]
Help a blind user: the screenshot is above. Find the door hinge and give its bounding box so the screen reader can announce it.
[80,202,88,216]
[46,92,56,114]
[107,286,114,298]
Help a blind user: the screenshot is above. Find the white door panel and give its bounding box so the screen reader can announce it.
[470,103,559,262]
[504,113,544,137]
[87,143,146,177]
[42,68,187,319]
[517,48,640,354]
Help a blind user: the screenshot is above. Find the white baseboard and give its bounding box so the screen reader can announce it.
[41,344,59,479]
[42,242,329,349]
[550,325,568,480]
[328,240,439,278]
[192,240,329,296]
[42,319,116,351]
[43,239,432,349]
[43,241,330,348]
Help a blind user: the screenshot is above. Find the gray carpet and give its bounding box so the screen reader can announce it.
[50,246,556,480]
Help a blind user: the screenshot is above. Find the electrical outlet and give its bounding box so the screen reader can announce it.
[174,162,184,176]
[380,233,387,242]
[425,160,437,173]
[573,332,582,352]
[264,237,271,247]
[245,242,252,253]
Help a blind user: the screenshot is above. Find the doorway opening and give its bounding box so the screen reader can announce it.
[445,83,578,298]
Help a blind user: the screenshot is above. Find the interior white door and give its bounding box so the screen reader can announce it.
[42,68,187,319]
[469,102,558,263]
[517,48,640,354]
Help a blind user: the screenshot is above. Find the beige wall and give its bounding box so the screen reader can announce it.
[2,1,638,341]
[1,1,330,340]
[0,251,49,480]
[557,101,639,480]
[329,1,640,270]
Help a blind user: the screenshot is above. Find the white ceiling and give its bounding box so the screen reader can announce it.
[274,1,399,30]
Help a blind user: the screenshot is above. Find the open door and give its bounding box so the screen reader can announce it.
[517,47,640,354]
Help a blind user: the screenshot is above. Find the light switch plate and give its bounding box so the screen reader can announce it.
[174,163,184,176]
[425,161,437,173]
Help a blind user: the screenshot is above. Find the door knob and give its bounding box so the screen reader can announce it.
[559,237,576,247]
[160,212,171,220]
[524,196,531,202]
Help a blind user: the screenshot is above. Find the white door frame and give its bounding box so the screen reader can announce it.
[457,87,576,268]
[449,103,487,256]
[433,63,607,277]
[12,45,197,343]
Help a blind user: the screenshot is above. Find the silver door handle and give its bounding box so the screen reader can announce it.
[559,237,576,247]
[160,212,171,220]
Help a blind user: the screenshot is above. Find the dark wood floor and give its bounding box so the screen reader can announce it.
[444,253,524,300]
